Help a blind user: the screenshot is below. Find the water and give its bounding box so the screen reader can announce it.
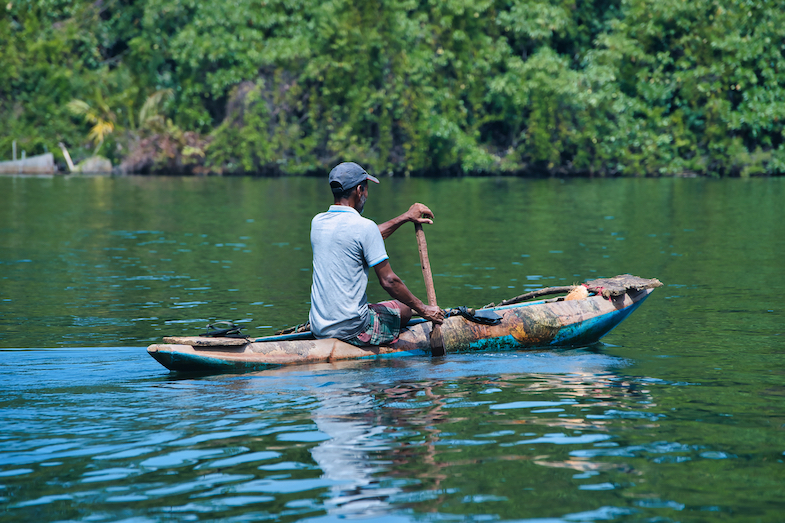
[1,175,784,522]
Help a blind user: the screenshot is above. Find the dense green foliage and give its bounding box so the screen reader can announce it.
[2,0,784,176]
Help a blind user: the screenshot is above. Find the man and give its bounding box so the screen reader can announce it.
[309,162,444,346]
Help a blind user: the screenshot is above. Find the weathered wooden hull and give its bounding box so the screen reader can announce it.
[147,288,654,373]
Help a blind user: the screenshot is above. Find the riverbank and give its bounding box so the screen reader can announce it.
[3,1,784,179]
[33,154,785,179]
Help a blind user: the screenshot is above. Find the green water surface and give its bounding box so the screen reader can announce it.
[0,175,783,522]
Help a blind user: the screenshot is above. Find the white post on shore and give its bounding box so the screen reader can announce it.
[12,140,16,161]
[58,142,76,172]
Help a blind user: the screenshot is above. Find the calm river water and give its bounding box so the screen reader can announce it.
[1,175,783,522]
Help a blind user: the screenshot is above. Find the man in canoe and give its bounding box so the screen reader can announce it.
[309,162,444,346]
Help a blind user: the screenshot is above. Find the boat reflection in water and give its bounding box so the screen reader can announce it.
[310,389,398,516]
[246,350,656,519]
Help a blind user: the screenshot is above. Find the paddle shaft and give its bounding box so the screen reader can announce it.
[415,224,437,306]
[415,223,445,356]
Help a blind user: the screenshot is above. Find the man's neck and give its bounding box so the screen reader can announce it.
[334,198,362,214]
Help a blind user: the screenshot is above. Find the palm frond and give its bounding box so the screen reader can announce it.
[87,120,115,146]
[67,99,99,124]
[139,89,174,128]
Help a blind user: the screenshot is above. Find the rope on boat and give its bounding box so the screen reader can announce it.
[481,286,577,309]
[203,321,247,338]
[274,322,311,336]
[445,306,503,325]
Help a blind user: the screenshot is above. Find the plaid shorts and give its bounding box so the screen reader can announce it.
[344,300,402,347]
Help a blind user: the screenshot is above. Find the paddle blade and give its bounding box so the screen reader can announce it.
[430,324,445,357]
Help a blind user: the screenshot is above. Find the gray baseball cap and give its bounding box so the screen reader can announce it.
[328,162,380,191]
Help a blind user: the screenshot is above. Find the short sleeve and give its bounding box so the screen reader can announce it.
[362,220,388,267]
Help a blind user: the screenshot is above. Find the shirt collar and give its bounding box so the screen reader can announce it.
[328,205,360,215]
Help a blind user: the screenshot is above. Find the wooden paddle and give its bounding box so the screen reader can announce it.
[415,223,446,357]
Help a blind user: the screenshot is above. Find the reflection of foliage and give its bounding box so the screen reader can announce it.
[1,0,784,175]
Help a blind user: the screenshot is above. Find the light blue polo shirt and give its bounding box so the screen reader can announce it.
[309,205,389,339]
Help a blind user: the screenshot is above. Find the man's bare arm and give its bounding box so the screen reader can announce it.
[373,260,444,323]
[378,203,435,240]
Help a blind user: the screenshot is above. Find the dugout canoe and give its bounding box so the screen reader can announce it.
[147,275,661,373]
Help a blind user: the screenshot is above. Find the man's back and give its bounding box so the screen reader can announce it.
[309,205,388,339]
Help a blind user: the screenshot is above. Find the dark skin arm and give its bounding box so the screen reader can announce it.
[378,203,435,240]
[334,184,434,240]
[374,260,444,324]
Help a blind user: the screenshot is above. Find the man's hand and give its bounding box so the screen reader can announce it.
[379,202,435,239]
[405,203,435,225]
[375,261,445,325]
[421,305,444,324]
